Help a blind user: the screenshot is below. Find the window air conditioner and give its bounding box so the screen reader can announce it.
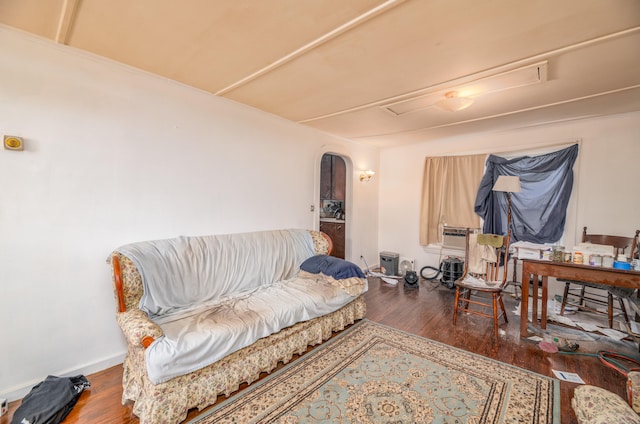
[441,226,471,250]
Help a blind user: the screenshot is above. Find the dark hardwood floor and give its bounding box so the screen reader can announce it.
[3,276,639,423]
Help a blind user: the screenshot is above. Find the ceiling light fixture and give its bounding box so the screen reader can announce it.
[434,91,474,112]
[380,61,547,116]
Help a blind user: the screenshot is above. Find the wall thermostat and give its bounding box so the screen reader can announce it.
[4,135,24,151]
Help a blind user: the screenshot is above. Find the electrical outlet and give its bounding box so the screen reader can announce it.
[310,204,315,212]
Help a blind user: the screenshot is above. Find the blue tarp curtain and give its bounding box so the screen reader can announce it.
[474,144,579,243]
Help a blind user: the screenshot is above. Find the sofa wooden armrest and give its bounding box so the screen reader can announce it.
[112,254,126,312]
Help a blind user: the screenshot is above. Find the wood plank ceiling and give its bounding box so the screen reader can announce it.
[1,0,639,147]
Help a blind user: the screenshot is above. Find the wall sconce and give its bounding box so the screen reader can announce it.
[359,170,375,182]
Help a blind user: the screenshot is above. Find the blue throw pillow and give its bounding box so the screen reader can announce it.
[300,255,366,280]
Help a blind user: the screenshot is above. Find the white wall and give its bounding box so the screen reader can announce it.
[378,112,640,283]
[0,27,379,400]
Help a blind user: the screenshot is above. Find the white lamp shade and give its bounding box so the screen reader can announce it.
[492,175,521,193]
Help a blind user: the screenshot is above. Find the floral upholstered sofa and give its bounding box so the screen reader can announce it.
[110,229,367,424]
[572,371,640,423]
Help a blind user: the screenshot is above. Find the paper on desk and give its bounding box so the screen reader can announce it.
[573,242,614,257]
[553,370,585,384]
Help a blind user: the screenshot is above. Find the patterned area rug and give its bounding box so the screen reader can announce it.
[188,320,559,423]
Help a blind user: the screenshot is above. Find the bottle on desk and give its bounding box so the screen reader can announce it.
[589,254,602,267]
[602,255,614,267]
[552,246,565,262]
[573,251,583,264]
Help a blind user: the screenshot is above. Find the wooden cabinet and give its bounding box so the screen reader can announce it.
[320,221,345,259]
[320,154,346,200]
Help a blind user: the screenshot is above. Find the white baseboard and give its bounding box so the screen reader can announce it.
[1,352,126,402]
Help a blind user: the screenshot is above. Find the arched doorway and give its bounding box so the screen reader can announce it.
[319,153,346,258]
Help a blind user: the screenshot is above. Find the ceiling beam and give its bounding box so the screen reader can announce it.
[55,0,80,44]
[215,0,406,96]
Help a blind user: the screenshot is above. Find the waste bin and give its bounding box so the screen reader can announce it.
[380,251,399,276]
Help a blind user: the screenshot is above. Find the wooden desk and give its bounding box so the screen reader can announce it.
[520,259,640,338]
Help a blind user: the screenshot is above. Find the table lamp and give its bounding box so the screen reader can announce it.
[492,175,521,236]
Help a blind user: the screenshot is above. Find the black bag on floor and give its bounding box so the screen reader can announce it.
[11,375,90,424]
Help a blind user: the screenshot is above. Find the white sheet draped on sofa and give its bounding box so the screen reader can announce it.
[117,229,315,320]
[146,276,355,383]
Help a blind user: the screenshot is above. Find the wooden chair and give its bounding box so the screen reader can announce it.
[559,226,640,329]
[453,229,511,335]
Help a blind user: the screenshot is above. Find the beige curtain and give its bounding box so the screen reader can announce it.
[419,154,486,245]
